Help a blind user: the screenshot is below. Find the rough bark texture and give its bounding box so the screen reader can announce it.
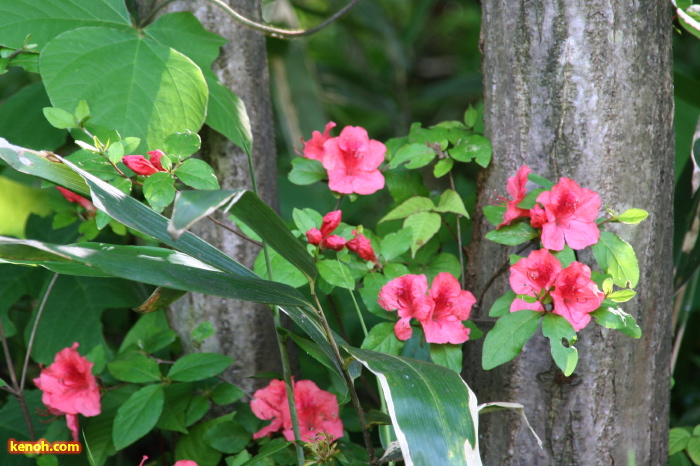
[154,0,281,393]
[464,1,674,464]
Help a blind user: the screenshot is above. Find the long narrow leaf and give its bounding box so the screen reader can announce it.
[0,238,309,307]
[347,347,480,465]
[0,142,89,196]
[169,189,318,280]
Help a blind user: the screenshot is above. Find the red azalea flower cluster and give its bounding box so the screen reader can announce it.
[250,379,344,443]
[498,165,601,251]
[57,186,95,213]
[378,273,476,344]
[510,249,604,331]
[122,149,167,176]
[301,122,386,195]
[33,342,101,441]
[306,211,379,264]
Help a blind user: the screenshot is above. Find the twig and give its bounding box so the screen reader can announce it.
[206,215,264,247]
[477,240,536,308]
[0,318,35,440]
[448,172,466,288]
[141,0,362,39]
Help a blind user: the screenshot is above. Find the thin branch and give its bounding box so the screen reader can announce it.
[202,0,362,39]
[0,317,35,440]
[448,172,466,288]
[477,240,537,308]
[206,215,263,247]
[20,273,60,392]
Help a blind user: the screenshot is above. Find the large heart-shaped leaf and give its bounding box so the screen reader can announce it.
[40,27,208,152]
[0,0,131,49]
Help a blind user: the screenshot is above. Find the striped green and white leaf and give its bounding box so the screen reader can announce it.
[347,347,481,465]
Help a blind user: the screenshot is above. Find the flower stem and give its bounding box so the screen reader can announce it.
[241,138,305,464]
[309,289,377,465]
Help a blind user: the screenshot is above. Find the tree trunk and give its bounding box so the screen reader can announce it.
[464,1,674,464]
[155,0,281,393]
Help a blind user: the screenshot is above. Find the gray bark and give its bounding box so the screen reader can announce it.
[154,0,281,393]
[465,1,674,464]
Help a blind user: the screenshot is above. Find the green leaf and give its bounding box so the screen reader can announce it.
[347,347,479,463]
[483,205,506,227]
[168,353,234,382]
[688,436,700,465]
[157,382,194,434]
[389,143,436,169]
[119,310,171,354]
[517,188,546,210]
[113,384,165,450]
[482,310,541,370]
[75,100,91,124]
[433,157,454,178]
[424,253,462,282]
[489,291,516,317]
[360,273,392,318]
[485,222,538,246]
[0,0,131,49]
[614,208,648,224]
[361,322,403,355]
[541,314,578,376]
[205,421,251,454]
[528,173,555,189]
[176,413,227,466]
[464,106,478,128]
[292,208,321,234]
[552,245,576,268]
[430,343,463,373]
[384,169,430,204]
[0,83,66,150]
[669,428,692,456]
[449,134,492,167]
[186,396,211,427]
[175,159,220,190]
[318,259,355,290]
[144,12,252,152]
[108,353,162,383]
[0,239,309,307]
[83,385,138,466]
[143,172,176,213]
[254,248,307,288]
[165,130,201,161]
[169,190,238,239]
[238,441,294,466]
[434,189,469,218]
[288,157,327,185]
[192,321,216,346]
[404,212,441,257]
[592,231,640,288]
[379,229,412,262]
[227,190,318,281]
[591,306,641,338]
[380,196,434,222]
[42,107,77,129]
[106,141,124,165]
[40,27,208,152]
[210,383,245,405]
[607,289,636,303]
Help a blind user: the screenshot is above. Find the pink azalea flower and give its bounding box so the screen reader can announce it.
[322,126,386,195]
[56,187,95,213]
[498,165,531,228]
[250,379,343,443]
[301,122,336,162]
[529,204,547,229]
[347,230,378,264]
[550,262,605,331]
[423,273,476,344]
[509,249,562,313]
[173,461,199,466]
[378,274,434,341]
[122,152,167,176]
[306,211,346,251]
[535,177,601,250]
[33,342,101,441]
